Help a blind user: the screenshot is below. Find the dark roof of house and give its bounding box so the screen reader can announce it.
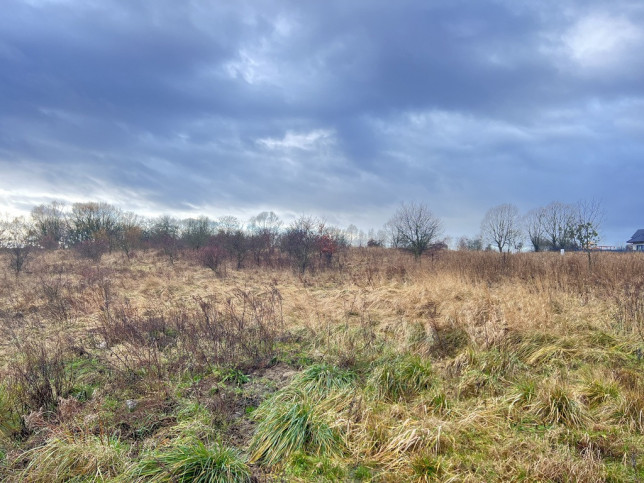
[627,229,644,243]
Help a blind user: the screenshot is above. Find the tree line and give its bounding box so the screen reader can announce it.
[0,201,363,275]
[375,199,604,260]
[472,200,603,255]
[0,198,605,275]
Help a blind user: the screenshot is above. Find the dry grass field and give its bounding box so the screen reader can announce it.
[0,248,643,481]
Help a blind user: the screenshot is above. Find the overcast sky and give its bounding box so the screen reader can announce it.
[1,0,643,245]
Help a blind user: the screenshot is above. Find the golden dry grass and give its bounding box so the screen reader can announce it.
[0,247,642,481]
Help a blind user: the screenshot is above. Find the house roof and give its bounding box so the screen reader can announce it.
[627,229,644,243]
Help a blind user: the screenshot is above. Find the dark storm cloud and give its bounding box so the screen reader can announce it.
[1,0,644,244]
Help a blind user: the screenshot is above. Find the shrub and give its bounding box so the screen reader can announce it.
[96,289,284,380]
[7,340,74,414]
[199,245,228,276]
[39,269,74,326]
[73,238,109,262]
[213,367,250,386]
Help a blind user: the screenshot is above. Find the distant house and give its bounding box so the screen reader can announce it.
[627,229,644,251]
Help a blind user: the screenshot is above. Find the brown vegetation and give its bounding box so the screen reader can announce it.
[0,247,642,481]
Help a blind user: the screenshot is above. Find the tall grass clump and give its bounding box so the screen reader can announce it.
[368,354,434,402]
[292,363,357,397]
[581,378,620,408]
[612,390,644,433]
[20,433,129,482]
[506,379,537,415]
[0,385,21,438]
[529,381,589,427]
[135,440,251,483]
[249,390,340,466]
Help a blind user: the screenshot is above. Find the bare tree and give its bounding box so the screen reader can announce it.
[150,215,181,262]
[344,224,359,247]
[382,220,402,248]
[541,202,576,250]
[356,229,368,248]
[457,236,483,251]
[69,202,121,251]
[217,215,241,235]
[31,201,68,249]
[481,203,522,253]
[574,199,603,266]
[280,215,320,273]
[248,211,282,235]
[247,212,282,266]
[220,229,249,270]
[182,216,215,249]
[523,207,548,252]
[115,211,143,259]
[1,216,37,275]
[388,202,442,259]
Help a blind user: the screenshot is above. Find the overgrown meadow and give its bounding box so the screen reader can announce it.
[0,247,643,482]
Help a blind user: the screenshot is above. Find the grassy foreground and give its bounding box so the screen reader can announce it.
[0,248,643,482]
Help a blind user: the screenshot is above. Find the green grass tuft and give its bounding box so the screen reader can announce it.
[249,390,340,466]
[507,379,537,414]
[293,363,357,397]
[213,367,250,386]
[0,385,21,438]
[411,453,444,480]
[529,382,589,427]
[368,354,434,402]
[286,451,346,480]
[135,440,251,483]
[582,378,620,408]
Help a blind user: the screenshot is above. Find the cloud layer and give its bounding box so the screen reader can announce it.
[1,0,643,244]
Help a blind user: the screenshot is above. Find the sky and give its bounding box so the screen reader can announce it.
[1,0,643,246]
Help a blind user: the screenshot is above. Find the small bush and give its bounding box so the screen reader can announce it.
[39,270,74,326]
[73,238,109,262]
[97,288,284,379]
[213,367,250,386]
[199,245,228,276]
[7,340,74,413]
